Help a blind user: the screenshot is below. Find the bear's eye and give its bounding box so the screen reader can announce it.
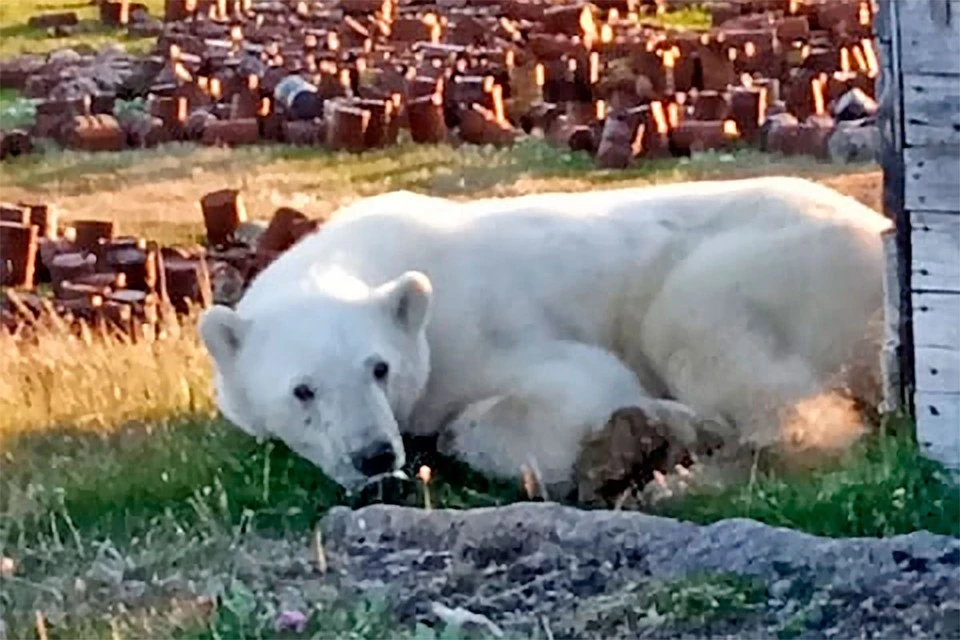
[372,361,389,382]
[293,383,315,402]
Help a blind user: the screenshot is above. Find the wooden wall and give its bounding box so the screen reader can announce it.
[876,0,960,472]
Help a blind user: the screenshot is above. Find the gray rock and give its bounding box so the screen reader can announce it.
[770,578,793,600]
[120,580,147,604]
[49,76,99,102]
[85,542,127,587]
[46,49,82,67]
[318,503,960,638]
[827,120,879,164]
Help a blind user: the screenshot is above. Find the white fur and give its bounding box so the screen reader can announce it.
[198,176,891,491]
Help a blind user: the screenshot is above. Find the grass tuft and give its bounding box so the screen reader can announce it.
[653,413,960,538]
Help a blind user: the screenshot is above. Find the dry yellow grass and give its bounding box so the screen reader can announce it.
[0,308,214,435]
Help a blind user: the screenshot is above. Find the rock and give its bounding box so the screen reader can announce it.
[277,585,308,613]
[317,503,960,637]
[209,260,246,306]
[28,12,78,29]
[128,16,163,38]
[49,76,99,102]
[234,220,267,247]
[120,580,147,604]
[827,119,879,164]
[758,111,799,152]
[46,49,82,67]
[0,55,45,90]
[86,542,127,587]
[232,548,266,582]
[0,130,34,161]
[183,109,216,140]
[119,109,163,147]
[770,578,793,600]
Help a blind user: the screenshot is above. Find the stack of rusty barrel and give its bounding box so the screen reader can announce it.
[0,0,879,166]
[0,189,326,338]
[0,200,217,338]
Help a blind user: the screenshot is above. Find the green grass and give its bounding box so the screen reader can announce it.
[0,138,841,195]
[0,0,162,58]
[190,589,477,640]
[553,571,768,638]
[655,413,960,538]
[641,6,712,30]
[646,573,768,625]
[0,88,36,129]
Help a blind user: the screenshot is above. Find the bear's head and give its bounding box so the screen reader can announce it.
[198,270,433,491]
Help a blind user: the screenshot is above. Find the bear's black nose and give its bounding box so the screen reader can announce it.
[352,440,397,476]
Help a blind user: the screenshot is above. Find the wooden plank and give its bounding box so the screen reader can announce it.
[904,146,960,213]
[914,346,960,393]
[903,74,960,146]
[912,292,960,348]
[876,0,905,221]
[875,0,917,412]
[874,0,893,42]
[881,229,903,411]
[910,212,960,291]
[900,0,960,75]
[914,391,960,472]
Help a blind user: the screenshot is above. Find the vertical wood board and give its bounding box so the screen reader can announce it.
[910,212,960,292]
[903,73,960,147]
[912,292,960,349]
[899,0,960,75]
[914,346,960,393]
[914,391,960,473]
[904,146,960,213]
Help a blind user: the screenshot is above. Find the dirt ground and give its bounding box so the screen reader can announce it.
[818,171,882,211]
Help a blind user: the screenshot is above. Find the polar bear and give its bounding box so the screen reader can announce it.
[198,176,891,494]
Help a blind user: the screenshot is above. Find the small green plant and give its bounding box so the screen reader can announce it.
[647,573,767,625]
[641,6,712,30]
[188,583,476,640]
[114,96,147,121]
[0,89,37,129]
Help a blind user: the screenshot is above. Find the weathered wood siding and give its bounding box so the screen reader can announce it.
[877,0,960,472]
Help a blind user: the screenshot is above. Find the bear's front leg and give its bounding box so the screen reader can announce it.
[435,340,723,498]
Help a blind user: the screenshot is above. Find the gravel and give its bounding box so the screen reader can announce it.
[18,503,956,639]
[309,502,960,639]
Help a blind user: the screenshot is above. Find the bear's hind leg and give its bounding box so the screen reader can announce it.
[654,316,867,457]
[437,341,711,494]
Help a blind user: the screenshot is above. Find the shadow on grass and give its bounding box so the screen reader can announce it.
[0,414,525,550]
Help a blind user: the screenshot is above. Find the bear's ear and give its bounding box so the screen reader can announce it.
[377,271,433,335]
[198,305,250,367]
